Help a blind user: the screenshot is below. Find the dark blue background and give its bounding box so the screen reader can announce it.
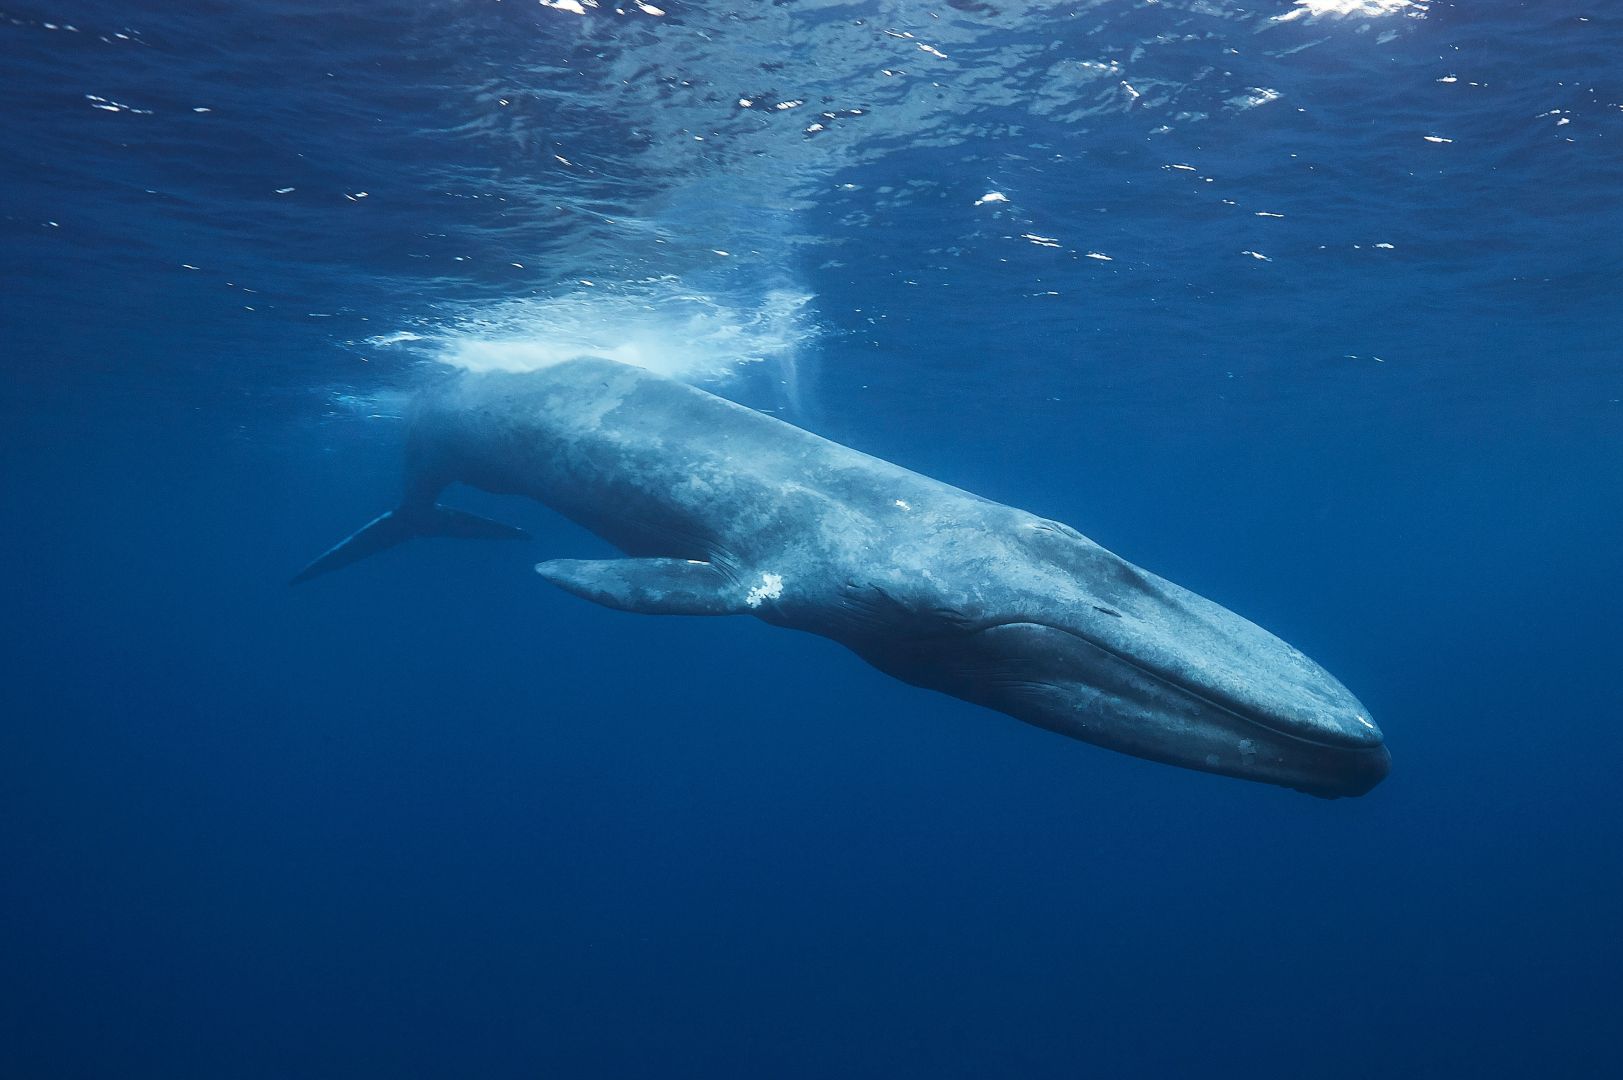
[4,2,1621,1077]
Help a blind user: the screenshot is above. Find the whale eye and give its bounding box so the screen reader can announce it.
[1092,605,1123,618]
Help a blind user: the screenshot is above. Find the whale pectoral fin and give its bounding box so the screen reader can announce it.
[535,558,744,616]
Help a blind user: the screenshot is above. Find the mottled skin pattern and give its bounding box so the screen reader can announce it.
[314,356,1390,797]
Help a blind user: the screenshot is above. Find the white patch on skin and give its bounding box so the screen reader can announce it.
[1356,715,1376,730]
[894,499,911,511]
[745,572,784,608]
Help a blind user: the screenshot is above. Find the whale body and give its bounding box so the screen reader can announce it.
[296,357,1390,797]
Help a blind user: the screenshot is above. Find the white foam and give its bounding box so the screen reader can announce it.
[1275,0,1426,20]
[416,281,817,387]
[366,330,424,347]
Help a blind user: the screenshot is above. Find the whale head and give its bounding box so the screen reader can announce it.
[850,517,1389,798]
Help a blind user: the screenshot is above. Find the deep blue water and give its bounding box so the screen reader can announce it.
[3,1,1621,1076]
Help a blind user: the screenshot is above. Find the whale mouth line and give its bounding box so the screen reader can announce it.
[983,620,1378,754]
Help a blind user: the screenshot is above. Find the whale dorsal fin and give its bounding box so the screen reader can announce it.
[535,558,747,616]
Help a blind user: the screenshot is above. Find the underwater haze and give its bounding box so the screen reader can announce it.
[3,1,1621,1077]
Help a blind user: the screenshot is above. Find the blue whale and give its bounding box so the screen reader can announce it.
[296,357,1390,797]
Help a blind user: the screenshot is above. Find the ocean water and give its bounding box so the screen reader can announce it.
[3,0,1621,1076]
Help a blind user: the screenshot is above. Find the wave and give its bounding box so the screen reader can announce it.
[365,278,817,409]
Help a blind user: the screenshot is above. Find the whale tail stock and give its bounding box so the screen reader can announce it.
[290,503,528,585]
